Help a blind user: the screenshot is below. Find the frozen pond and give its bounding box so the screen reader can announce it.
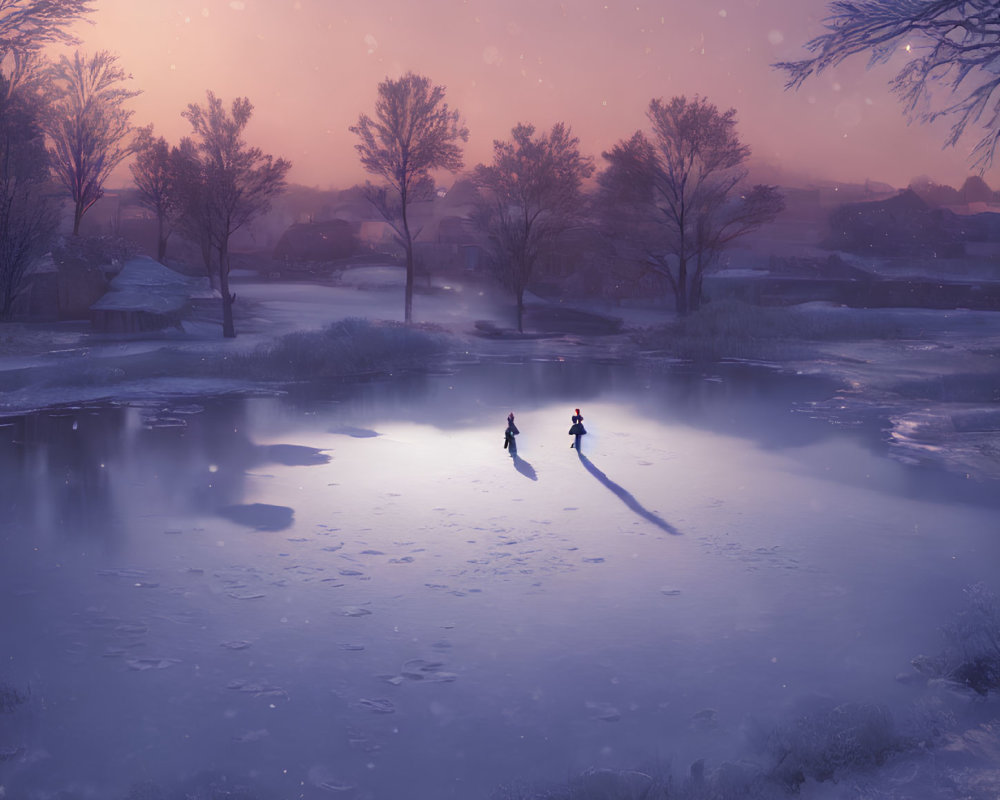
[1,360,998,799]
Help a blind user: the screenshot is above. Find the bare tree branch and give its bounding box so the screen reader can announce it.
[776,0,1000,170]
[43,49,140,234]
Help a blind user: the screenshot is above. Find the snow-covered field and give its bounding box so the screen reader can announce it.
[0,273,999,799]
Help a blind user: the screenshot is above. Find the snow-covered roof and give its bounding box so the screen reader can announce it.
[107,257,212,295]
[90,256,214,314]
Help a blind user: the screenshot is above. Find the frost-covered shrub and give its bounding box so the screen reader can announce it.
[225,318,450,380]
[497,762,780,800]
[124,780,165,800]
[0,682,27,714]
[537,768,667,800]
[912,583,1000,696]
[491,780,539,800]
[169,772,264,800]
[636,300,905,362]
[746,702,902,790]
[52,234,138,271]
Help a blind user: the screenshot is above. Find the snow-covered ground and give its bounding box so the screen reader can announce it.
[0,269,999,799]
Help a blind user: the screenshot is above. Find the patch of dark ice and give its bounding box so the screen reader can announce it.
[356,698,395,714]
[226,679,288,699]
[125,657,181,671]
[329,425,380,438]
[217,503,294,531]
[260,443,331,466]
[585,701,621,722]
[232,728,269,743]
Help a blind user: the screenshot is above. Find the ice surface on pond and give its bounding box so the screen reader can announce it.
[0,362,998,799]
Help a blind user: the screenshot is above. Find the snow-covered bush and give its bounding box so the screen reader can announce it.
[637,300,905,362]
[52,234,138,271]
[0,682,27,714]
[226,317,450,380]
[912,583,1000,696]
[493,762,781,800]
[746,701,903,790]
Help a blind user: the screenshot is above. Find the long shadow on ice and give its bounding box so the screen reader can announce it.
[511,453,537,481]
[577,453,680,535]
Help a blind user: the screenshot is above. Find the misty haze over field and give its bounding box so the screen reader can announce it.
[2,2,1000,800]
[77,0,978,190]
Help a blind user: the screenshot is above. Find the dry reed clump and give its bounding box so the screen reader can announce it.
[912,583,1000,696]
[222,318,450,380]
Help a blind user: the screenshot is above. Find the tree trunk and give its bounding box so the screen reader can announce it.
[689,271,704,312]
[202,238,217,290]
[157,215,167,263]
[218,240,236,338]
[399,182,415,323]
[404,240,414,324]
[676,258,689,316]
[72,201,83,236]
[516,288,524,333]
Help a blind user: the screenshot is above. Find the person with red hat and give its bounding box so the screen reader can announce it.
[569,408,586,451]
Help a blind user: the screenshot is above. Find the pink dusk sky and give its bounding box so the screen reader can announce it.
[67,0,983,190]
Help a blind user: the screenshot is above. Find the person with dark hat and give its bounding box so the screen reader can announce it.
[504,412,519,454]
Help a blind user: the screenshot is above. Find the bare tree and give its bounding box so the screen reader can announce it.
[350,72,468,323]
[170,136,216,286]
[0,74,60,318]
[0,0,92,53]
[776,1,1000,171]
[44,49,139,235]
[129,126,175,262]
[0,0,93,98]
[0,1,91,319]
[473,122,594,332]
[599,96,783,314]
[181,91,290,338]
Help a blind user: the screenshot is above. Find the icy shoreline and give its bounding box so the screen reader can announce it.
[1,278,998,484]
